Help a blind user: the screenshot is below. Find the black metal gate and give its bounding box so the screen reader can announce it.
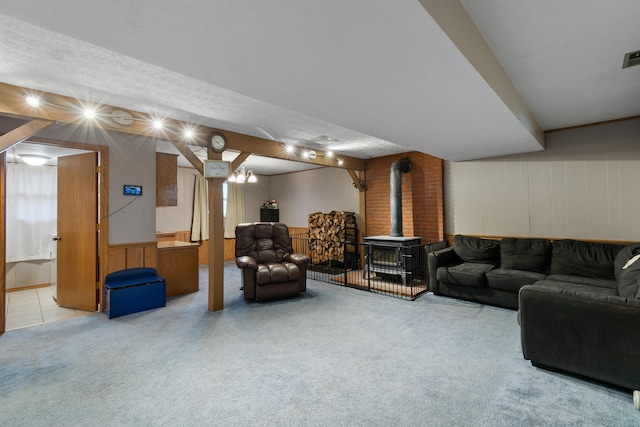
[291,232,446,301]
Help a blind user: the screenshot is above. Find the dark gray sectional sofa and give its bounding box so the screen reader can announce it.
[428,235,558,310]
[427,235,640,395]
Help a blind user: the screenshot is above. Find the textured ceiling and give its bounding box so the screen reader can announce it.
[0,1,638,174]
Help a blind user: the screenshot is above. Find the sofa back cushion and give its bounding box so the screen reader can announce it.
[500,238,551,273]
[235,222,293,264]
[550,239,625,280]
[453,235,500,266]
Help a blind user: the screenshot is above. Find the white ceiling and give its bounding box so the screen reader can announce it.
[0,1,638,174]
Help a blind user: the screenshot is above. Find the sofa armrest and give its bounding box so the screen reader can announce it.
[427,247,461,293]
[236,256,258,270]
[283,252,312,265]
[519,284,640,390]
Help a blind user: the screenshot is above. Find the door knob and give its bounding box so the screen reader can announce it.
[52,235,61,241]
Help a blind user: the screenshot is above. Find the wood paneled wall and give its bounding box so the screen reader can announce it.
[107,242,158,274]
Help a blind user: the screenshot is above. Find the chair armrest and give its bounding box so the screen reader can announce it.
[519,284,640,390]
[427,247,461,292]
[236,256,258,270]
[284,252,312,265]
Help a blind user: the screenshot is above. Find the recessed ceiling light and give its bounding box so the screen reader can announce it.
[153,120,164,130]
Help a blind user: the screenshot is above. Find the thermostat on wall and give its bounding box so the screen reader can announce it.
[123,185,142,196]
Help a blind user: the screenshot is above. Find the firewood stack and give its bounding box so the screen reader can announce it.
[308,211,357,263]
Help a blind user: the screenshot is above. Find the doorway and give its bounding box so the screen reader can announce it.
[2,138,109,332]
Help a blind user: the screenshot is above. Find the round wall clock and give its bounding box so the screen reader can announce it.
[209,132,227,152]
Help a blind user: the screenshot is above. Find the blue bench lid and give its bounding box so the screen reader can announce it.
[105,267,164,288]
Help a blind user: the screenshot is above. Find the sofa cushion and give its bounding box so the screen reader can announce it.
[550,239,625,280]
[545,274,617,290]
[436,262,494,288]
[485,268,547,293]
[499,238,551,273]
[618,253,640,298]
[613,243,640,282]
[255,262,300,285]
[453,235,500,266]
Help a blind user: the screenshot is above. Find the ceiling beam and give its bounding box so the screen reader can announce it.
[0,82,365,171]
[418,0,544,148]
[172,138,203,175]
[347,169,367,192]
[0,119,55,154]
[231,152,251,171]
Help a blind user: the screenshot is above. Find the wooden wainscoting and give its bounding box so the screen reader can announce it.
[107,241,158,274]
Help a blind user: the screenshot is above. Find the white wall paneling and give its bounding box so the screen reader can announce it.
[446,118,640,241]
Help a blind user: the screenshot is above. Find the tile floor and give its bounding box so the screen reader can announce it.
[5,287,94,331]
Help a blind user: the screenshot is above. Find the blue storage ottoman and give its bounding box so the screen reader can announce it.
[104,267,166,319]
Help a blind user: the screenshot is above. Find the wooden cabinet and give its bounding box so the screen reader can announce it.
[157,241,199,297]
[156,153,178,206]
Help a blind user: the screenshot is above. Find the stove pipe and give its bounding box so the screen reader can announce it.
[390,158,411,237]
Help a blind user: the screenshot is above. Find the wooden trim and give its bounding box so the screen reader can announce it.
[0,136,108,330]
[98,145,109,313]
[446,233,638,246]
[0,151,5,334]
[0,119,54,153]
[6,283,49,292]
[545,114,640,134]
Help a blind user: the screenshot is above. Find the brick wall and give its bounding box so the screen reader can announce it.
[364,152,444,242]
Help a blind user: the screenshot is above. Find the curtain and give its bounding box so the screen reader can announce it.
[6,163,58,262]
[191,175,209,241]
[224,182,245,238]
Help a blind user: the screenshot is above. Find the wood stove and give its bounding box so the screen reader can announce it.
[364,236,422,286]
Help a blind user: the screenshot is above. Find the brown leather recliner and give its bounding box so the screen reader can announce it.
[235,222,311,301]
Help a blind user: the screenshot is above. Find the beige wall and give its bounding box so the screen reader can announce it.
[270,167,360,228]
[156,167,197,233]
[156,165,360,232]
[445,118,640,241]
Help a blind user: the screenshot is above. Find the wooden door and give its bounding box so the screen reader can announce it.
[56,152,98,311]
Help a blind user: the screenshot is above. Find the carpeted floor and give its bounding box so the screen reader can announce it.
[1,261,638,426]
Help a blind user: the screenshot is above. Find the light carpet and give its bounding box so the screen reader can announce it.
[1,262,638,426]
